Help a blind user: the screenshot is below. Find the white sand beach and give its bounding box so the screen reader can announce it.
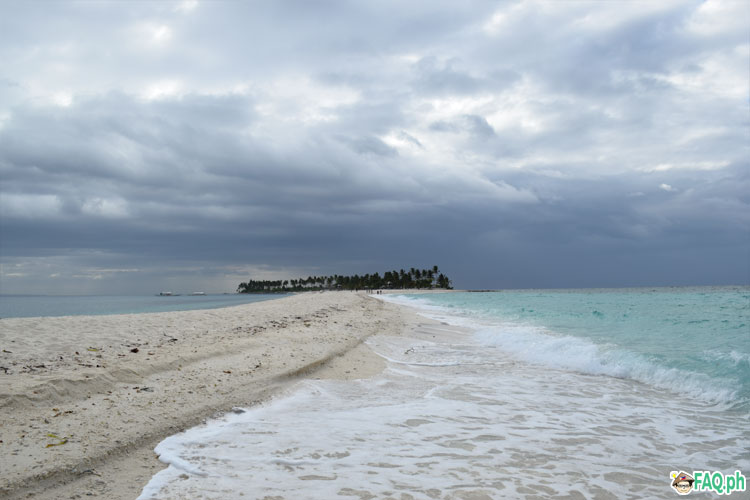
[7,288,741,499]
[0,292,414,499]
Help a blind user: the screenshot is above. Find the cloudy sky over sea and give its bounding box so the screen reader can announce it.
[1,0,747,294]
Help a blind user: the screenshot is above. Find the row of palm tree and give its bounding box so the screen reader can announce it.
[237,266,451,293]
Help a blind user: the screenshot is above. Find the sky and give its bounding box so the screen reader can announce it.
[0,0,748,294]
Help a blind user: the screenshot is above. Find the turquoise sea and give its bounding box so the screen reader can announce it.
[401,286,750,410]
[139,286,750,499]
[0,293,286,318]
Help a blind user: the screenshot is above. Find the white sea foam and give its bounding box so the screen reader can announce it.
[139,322,749,499]
[473,324,739,405]
[702,349,750,367]
[379,294,742,406]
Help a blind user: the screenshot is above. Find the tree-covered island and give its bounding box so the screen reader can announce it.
[237,266,451,293]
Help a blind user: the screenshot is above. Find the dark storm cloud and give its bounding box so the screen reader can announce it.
[0,0,747,293]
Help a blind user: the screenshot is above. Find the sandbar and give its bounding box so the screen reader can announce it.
[0,291,415,499]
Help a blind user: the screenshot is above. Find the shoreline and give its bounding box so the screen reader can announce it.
[0,292,415,499]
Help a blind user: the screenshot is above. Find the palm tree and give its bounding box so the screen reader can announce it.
[238,266,450,293]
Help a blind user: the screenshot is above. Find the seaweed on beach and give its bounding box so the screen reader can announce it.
[45,433,68,447]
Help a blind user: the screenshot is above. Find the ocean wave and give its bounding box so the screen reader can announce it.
[381,294,742,406]
[475,324,739,405]
[378,294,451,312]
[378,294,482,328]
[700,349,750,367]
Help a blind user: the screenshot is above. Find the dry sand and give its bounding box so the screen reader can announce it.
[0,291,414,499]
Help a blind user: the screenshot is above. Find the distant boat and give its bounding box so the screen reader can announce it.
[159,292,173,296]
[191,292,206,296]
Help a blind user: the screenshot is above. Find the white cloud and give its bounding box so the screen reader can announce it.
[151,25,172,43]
[482,2,526,35]
[128,22,175,51]
[142,79,184,100]
[659,183,677,192]
[686,0,749,37]
[0,193,63,218]
[0,111,11,131]
[641,161,730,173]
[656,45,749,100]
[567,0,687,31]
[52,91,73,107]
[254,76,360,125]
[175,0,198,14]
[484,78,550,133]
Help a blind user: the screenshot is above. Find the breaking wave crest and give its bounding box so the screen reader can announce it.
[473,324,738,406]
[381,293,744,407]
